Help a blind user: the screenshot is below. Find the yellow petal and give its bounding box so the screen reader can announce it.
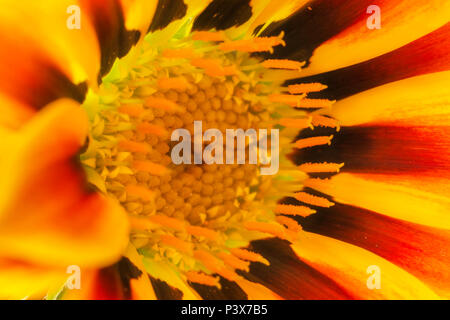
[302,0,450,76]
[305,173,450,230]
[331,70,450,127]
[292,232,440,299]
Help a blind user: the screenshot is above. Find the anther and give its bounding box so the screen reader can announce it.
[298,162,344,173]
[294,135,333,149]
[288,83,328,94]
[192,31,226,42]
[262,59,305,71]
[279,117,313,129]
[274,204,316,217]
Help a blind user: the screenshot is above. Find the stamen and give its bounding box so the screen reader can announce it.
[118,140,151,153]
[133,160,169,176]
[129,216,157,231]
[294,135,333,149]
[217,252,250,272]
[157,77,190,91]
[229,248,269,265]
[219,39,275,53]
[294,192,334,208]
[269,93,306,106]
[243,221,286,239]
[297,98,335,109]
[274,204,316,217]
[262,59,305,71]
[186,225,220,241]
[148,215,185,231]
[194,250,237,281]
[311,114,340,131]
[276,216,302,232]
[160,234,192,253]
[192,31,226,42]
[185,271,220,287]
[162,48,197,59]
[303,178,329,192]
[136,122,168,137]
[118,104,145,117]
[190,58,236,77]
[253,34,286,47]
[288,83,328,94]
[126,184,154,202]
[144,97,182,112]
[298,162,344,173]
[279,117,313,129]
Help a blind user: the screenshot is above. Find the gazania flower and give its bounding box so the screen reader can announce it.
[0,0,449,300]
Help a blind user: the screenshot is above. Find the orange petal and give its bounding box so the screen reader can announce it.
[0,99,129,268]
[243,239,353,299]
[292,232,440,299]
[304,173,450,230]
[295,23,450,101]
[332,70,450,127]
[299,203,450,298]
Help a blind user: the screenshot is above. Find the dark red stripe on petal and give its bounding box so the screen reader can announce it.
[259,0,376,62]
[149,276,183,300]
[0,45,87,110]
[94,265,126,300]
[292,125,450,177]
[193,0,252,31]
[148,0,187,32]
[189,276,248,300]
[297,203,450,296]
[239,238,354,299]
[80,0,140,79]
[292,23,450,101]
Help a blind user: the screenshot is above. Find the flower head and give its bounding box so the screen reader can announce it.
[0,0,449,300]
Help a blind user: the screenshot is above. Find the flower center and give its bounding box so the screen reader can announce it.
[80,30,339,287]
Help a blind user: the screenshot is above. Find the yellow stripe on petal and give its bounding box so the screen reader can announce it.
[0,0,101,86]
[124,244,157,300]
[332,70,450,127]
[120,0,158,38]
[304,173,450,230]
[292,232,440,299]
[302,0,450,76]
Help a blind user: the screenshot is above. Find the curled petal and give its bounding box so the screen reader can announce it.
[0,0,101,87]
[0,99,129,268]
